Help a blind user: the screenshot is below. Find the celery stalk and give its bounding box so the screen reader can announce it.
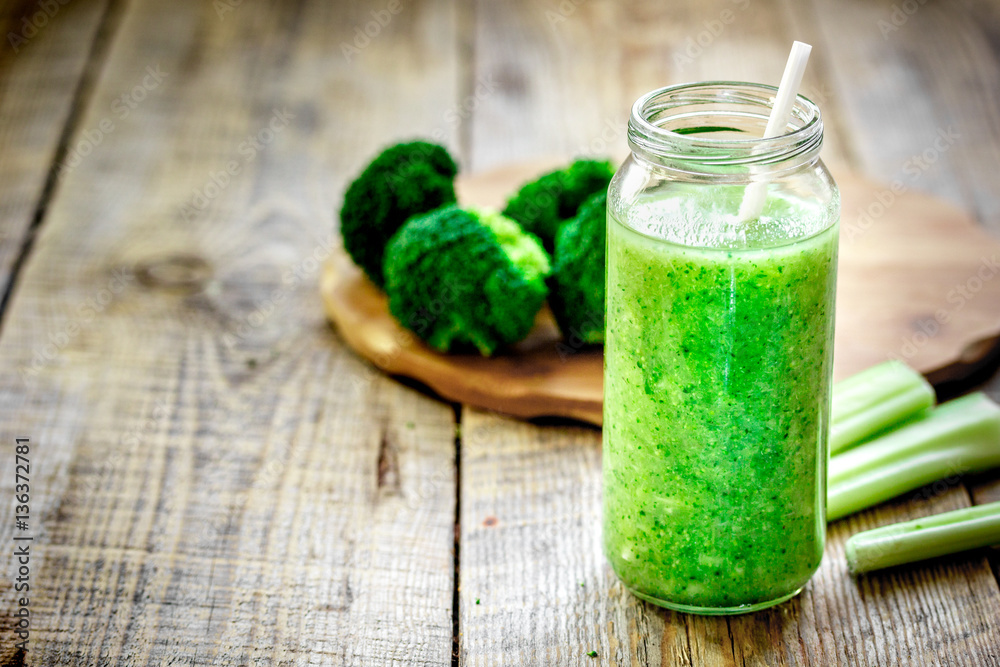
[830,360,936,454]
[827,393,1000,521]
[829,440,1000,520]
[845,501,1000,573]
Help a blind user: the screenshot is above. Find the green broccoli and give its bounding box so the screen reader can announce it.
[549,191,607,346]
[501,159,614,250]
[384,205,551,356]
[340,141,458,286]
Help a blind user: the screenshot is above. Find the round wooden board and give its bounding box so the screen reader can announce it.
[322,160,1000,426]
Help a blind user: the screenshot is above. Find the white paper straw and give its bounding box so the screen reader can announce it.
[737,41,812,222]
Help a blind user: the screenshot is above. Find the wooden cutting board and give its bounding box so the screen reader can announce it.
[321,161,1000,426]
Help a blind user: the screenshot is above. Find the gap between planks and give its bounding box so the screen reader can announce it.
[452,402,463,667]
[0,0,126,331]
[451,1,475,657]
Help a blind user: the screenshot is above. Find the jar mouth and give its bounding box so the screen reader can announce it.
[628,81,823,175]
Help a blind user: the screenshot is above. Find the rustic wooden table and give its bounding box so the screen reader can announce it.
[2,0,1000,664]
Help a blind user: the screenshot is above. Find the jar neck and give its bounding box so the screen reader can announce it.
[627,82,824,181]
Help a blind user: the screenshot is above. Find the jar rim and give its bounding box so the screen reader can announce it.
[627,81,824,173]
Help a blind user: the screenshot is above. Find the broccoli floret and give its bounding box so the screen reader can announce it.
[548,191,607,345]
[501,159,614,250]
[383,205,551,356]
[340,141,458,286]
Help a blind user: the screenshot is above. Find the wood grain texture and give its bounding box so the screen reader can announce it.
[468,0,622,172]
[1,0,999,663]
[803,0,1000,235]
[0,0,109,293]
[0,0,461,663]
[458,0,1000,663]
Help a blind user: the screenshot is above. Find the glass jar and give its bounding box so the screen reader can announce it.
[602,82,839,614]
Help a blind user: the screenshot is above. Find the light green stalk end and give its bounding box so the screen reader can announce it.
[828,392,1000,521]
[830,360,936,455]
[845,500,1000,574]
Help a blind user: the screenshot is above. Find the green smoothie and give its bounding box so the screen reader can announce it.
[603,185,838,612]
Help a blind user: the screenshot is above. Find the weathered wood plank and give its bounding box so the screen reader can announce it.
[0,0,461,663]
[459,410,646,665]
[460,0,1000,663]
[0,0,111,301]
[804,0,1000,235]
[467,0,623,172]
